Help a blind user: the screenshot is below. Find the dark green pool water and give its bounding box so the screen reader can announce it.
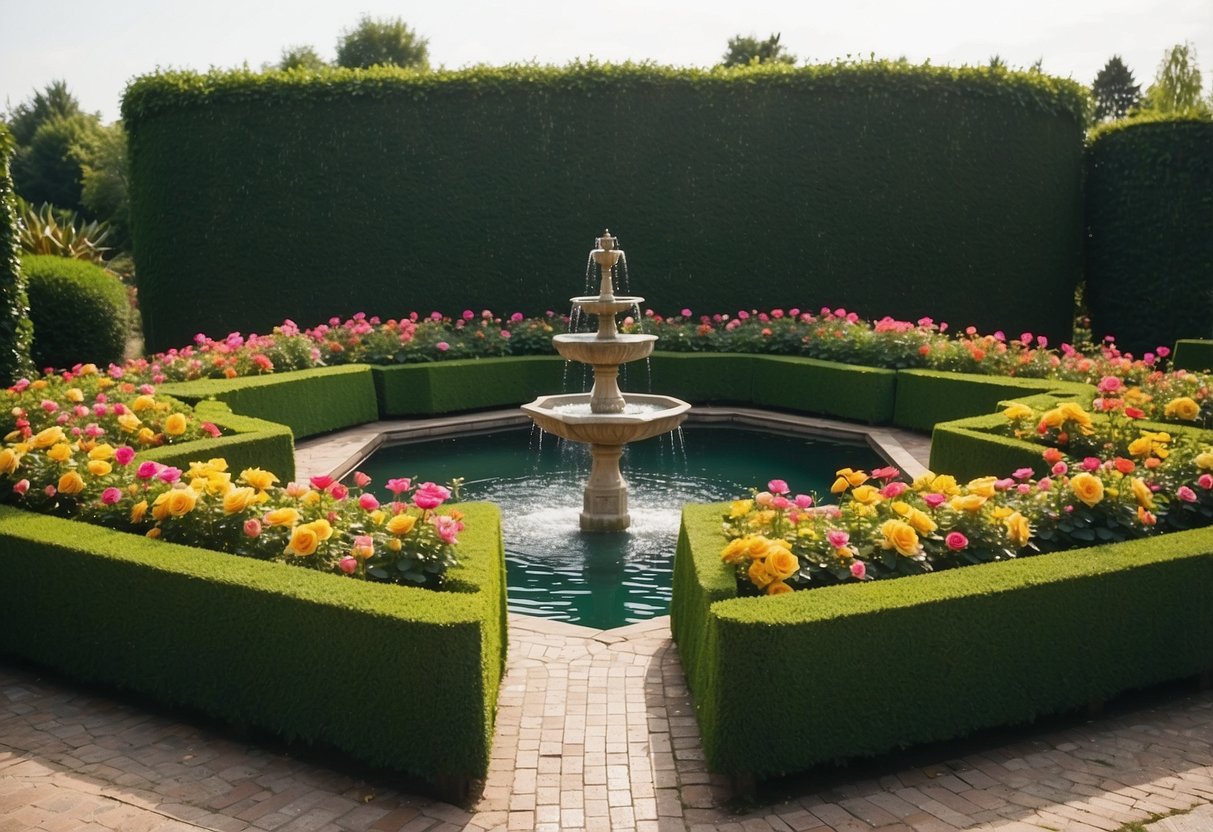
[355,425,884,630]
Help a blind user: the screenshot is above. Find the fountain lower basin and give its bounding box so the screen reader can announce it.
[522,393,690,446]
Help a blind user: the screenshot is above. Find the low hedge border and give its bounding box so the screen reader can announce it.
[893,370,1092,432]
[0,501,506,795]
[161,365,379,441]
[138,400,296,481]
[671,502,1213,780]
[1173,340,1213,373]
[371,356,565,417]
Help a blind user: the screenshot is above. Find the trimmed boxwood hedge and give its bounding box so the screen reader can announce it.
[22,254,130,370]
[893,369,1092,432]
[161,364,379,440]
[1173,339,1213,372]
[0,501,506,789]
[138,399,296,482]
[372,356,565,417]
[671,503,1213,779]
[1085,116,1213,355]
[0,124,32,385]
[124,63,1086,352]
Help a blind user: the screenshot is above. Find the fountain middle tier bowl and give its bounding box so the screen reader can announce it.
[521,393,691,446]
[569,295,645,317]
[553,333,657,366]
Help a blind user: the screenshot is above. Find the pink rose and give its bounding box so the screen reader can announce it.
[243,519,262,537]
[338,556,358,575]
[794,494,814,509]
[157,466,182,484]
[767,479,789,495]
[431,514,460,544]
[310,475,334,490]
[328,483,348,501]
[40,399,58,413]
[1051,462,1068,476]
[136,461,160,479]
[114,446,135,465]
[414,482,451,510]
[770,495,791,510]
[923,492,946,509]
[101,487,122,506]
[880,482,907,499]
[353,471,372,487]
[13,479,30,495]
[827,529,850,548]
[850,560,866,580]
[1198,474,1213,490]
[386,477,412,495]
[436,342,450,352]
[359,493,380,510]
[1082,457,1102,471]
[945,531,969,551]
[1177,486,1198,503]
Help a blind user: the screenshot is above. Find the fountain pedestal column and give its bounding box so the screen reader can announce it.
[582,444,628,531]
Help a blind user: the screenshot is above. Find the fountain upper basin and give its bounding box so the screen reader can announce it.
[569,295,644,317]
[553,332,657,366]
[522,393,691,446]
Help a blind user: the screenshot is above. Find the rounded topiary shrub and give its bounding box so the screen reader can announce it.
[22,254,130,370]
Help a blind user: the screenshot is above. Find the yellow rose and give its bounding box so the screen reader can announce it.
[368,509,386,525]
[1003,403,1034,420]
[966,477,998,498]
[65,387,84,403]
[1004,511,1031,547]
[1058,402,1095,435]
[1128,431,1171,459]
[136,427,157,445]
[904,507,938,535]
[116,412,141,433]
[879,519,920,557]
[1130,477,1154,509]
[130,499,149,523]
[831,468,869,493]
[929,474,960,495]
[285,519,332,556]
[165,488,197,517]
[721,538,750,564]
[87,460,112,477]
[747,558,774,589]
[132,395,156,412]
[223,486,258,515]
[1069,472,1104,507]
[0,448,19,474]
[78,363,97,375]
[87,443,115,461]
[850,485,882,505]
[386,538,402,552]
[57,470,86,495]
[765,547,800,581]
[164,413,188,436]
[264,507,301,526]
[729,499,754,518]
[1195,450,1213,470]
[47,443,73,463]
[387,513,417,535]
[302,490,321,506]
[766,581,793,596]
[950,494,987,513]
[31,426,66,449]
[1164,397,1201,421]
[240,467,279,491]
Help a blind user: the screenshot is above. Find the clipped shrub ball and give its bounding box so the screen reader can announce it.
[22,254,130,371]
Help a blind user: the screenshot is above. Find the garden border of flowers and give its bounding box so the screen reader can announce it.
[670,502,1213,782]
[0,501,506,798]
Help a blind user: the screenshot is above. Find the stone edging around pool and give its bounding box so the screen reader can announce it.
[293,406,933,637]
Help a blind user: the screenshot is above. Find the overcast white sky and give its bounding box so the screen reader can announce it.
[2,0,1210,123]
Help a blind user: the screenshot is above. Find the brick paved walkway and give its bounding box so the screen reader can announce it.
[2,614,1212,832]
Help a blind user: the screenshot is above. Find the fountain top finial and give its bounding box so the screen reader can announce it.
[597,230,616,251]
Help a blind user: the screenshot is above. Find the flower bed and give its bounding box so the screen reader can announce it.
[671,502,1213,780]
[0,501,506,796]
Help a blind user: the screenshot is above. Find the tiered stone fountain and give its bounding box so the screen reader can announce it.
[522,232,691,532]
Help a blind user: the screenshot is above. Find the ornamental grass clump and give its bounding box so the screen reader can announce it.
[724,407,1213,595]
[0,436,463,587]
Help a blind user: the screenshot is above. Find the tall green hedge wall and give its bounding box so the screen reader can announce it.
[1086,116,1213,356]
[124,63,1087,353]
[0,124,33,384]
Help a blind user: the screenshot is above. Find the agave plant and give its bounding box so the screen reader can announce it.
[15,198,111,263]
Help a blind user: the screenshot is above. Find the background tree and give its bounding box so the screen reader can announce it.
[5,80,85,146]
[720,33,796,68]
[278,45,327,72]
[10,113,105,211]
[78,121,130,249]
[335,16,429,70]
[1091,56,1141,121]
[1141,42,1209,115]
